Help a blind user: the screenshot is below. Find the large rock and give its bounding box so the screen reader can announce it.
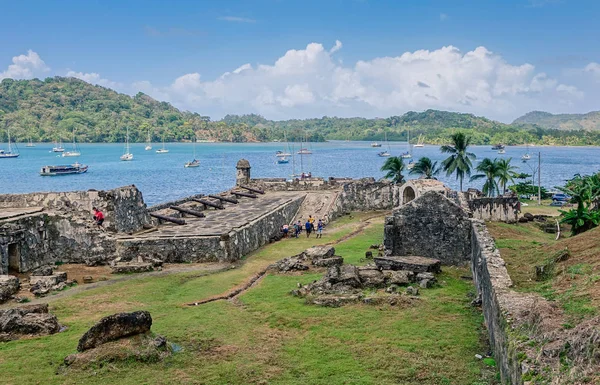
[110,262,153,274]
[374,256,441,273]
[0,304,61,341]
[383,270,414,286]
[31,265,53,276]
[328,264,362,288]
[357,267,386,288]
[29,272,68,296]
[0,275,20,303]
[77,311,152,352]
[304,245,335,259]
[312,256,344,268]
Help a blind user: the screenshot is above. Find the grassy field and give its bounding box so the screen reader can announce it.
[0,212,495,385]
[487,221,600,325]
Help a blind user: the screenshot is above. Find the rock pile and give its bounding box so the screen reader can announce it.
[0,304,62,341]
[292,255,442,307]
[270,245,343,273]
[0,275,20,303]
[29,268,75,296]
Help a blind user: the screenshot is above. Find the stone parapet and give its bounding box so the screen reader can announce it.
[468,196,520,223]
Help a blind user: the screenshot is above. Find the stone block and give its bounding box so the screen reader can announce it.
[31,266,53,276]
[304,245,335,259]
[328,265,362,288]
[110,263,154,274]
[383,270,414,285]
[77,311,152,352]
[0,275,20,303]
[374,256,441,273]
[312,256,343,268]
[406,286,419,296]
[357,267,385,288]
[307,294,362,307]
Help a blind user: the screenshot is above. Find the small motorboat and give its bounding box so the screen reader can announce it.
[371,142,382,148]
[277,157,290,164]
[276,150,292,157]
[377,151,390,157]
[297,148,312,155]
[406,161,415,170]
[156,148,169,154]
[401,152,412,159]
[492,144,505,150]
[498,149,506,154]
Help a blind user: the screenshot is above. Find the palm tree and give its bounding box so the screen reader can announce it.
[470,158,501,197]
[380,156,406,184]
[409,157,440,179]
[440,133,476,191]
[496,158,518,194]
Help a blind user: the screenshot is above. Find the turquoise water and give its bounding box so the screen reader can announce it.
[1,141,599,205]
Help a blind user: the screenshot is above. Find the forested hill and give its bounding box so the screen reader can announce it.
[2,77,600,146]
[513,110,600,131]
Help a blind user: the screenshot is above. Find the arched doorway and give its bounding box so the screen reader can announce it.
[403,186,416,204]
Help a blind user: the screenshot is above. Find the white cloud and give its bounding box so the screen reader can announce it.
[0,50,49,80]
[330,40,343,54]
[66,70,123,90]
[584,62,600,80]
[218,16,256,23]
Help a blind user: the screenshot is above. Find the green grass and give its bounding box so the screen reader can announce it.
[0,213,494,385]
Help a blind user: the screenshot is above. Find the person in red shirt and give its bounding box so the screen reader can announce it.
[92,207,105,231]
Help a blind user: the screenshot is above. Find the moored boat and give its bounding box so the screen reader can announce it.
[0,128,19,158]
[40,162,88,176]
[371,142,382,148]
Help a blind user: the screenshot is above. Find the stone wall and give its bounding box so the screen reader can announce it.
[383,191,472,265]
[0,185,150,233]
[116,196,304,263]
[470,220,524,384]
[468,197,520,223]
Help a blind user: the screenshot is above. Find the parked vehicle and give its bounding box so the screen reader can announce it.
[552,193,571,202]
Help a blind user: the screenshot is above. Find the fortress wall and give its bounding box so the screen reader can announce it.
[468,197,521,223]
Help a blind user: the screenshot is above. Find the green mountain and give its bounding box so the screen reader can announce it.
[2,77,600,146]
[513,110,600,131]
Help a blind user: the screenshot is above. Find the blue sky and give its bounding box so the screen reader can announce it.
[1,0,599,121]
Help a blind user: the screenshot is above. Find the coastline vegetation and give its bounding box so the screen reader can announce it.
[2,77,600,145]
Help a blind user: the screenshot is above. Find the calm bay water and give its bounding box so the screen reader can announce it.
[1,141,599,205]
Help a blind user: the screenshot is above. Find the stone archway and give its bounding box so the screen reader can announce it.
[403,186,416,204]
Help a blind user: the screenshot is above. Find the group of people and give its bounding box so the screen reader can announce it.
[281,215,324,239]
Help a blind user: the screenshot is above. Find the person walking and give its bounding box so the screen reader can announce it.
[282,223,289,238]
[308,215,315,227]
[316,219,324,238]
[294,221,301,238]
[305,219,312,238]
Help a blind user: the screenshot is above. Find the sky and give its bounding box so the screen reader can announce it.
[1,0,599,122]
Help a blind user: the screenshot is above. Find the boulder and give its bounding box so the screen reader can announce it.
[383,270,414,286]
[518,217,529,223]
[271,255,309,272]
[0,304,61,341]
[523,212,534,221]
[406,286,419,296]
[77,311,153,352]
[365,251,373,259]
[328,265,362,288]
[374,256,441,273]
[110,262,154,274]
[304,245,335,259]
[357,267,385,288]
[312,256,343,268]
[31,265,53,276]
[0,275,20,303]
[29,272,68,296]
[416,272,437,288]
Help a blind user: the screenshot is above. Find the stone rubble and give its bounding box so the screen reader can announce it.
[29,271,72,296]
[0,304,62,341]
[0,275,20,303]
[270,245,344,273]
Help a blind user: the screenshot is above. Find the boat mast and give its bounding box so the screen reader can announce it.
[7,128,12,153]
[538,152,541,205]
[292,139,296,177]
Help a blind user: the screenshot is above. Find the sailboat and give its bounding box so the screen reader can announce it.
[0,128,19,158]
[145,129,152,151]
[120,127,133,161]
[62,129,81,157]
[413,135,425,148]
[277,132,292,163]
[297,135,312,155]
[52,140,65,153]
[521,144,531,161]
[401,128,412,159]
[26,137,35,147]
[156,138,169,154]
[184,138,200,168]
[377,131,391,157]
[498,148,506,155]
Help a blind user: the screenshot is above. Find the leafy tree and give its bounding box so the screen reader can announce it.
[508,182,550,199]
[559,173,600,235]
[440,132,476,191]
[380,156,406,184]
[496,158,519,194]
[470,158,500,197]
[409,157,440,179]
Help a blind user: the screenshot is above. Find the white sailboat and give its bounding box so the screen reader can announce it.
[401,128,412,159]
[276,131,292,158]
[521,144,531,161]
[377,131,391,157]
[156,138,169,154]
[0,128,19,158]
[145,129,152,151]
[26,137,35,147]
[52,140,65,153]
[120,127,133,161]
[413,135,424,148]
[184,138,200,168]
[62,129,81,157]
